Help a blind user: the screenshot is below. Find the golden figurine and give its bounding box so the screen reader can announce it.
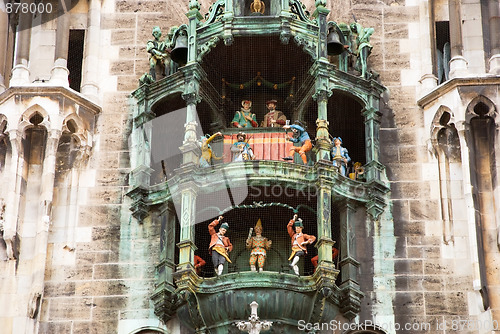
[250,0,265,14]
[246,219,272,272]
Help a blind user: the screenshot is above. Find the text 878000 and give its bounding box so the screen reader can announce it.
[4,1,53,14]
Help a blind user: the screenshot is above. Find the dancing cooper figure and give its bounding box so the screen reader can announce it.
[208,216,233,276]
[287,214,316,275]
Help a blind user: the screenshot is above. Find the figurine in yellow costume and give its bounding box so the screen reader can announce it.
[199,132,223,167]
[246,219,272,272]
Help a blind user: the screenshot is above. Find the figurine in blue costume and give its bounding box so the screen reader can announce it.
[331,137,351,176]
[282,123,312,165]
[232,100,258,128]
[231,132,255,162]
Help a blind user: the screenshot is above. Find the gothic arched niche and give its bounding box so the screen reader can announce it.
[129,327,169,334]
[0,118,10,171]
[436,111,461,162]
[431,107,462,245]
[328,90,366,166]
[24,114,48,166]
[150,93,188,184]
[200,35,313,129]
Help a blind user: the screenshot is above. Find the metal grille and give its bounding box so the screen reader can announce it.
[201,35,313,130]
[193,186,323,277]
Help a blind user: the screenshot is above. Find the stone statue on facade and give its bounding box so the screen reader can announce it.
[246,219,272,272]
[146,26,171,81]
[350,22,374,79]
[287,214,316,275]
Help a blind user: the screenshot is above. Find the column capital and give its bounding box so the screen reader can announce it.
[312,89,332,103]
[362,107,382,121]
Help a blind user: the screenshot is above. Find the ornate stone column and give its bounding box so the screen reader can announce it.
[26,128,61,331]
[313,89,332,162]
[152,204,178,321]
[222,0,234,45]
[338,199,362,319]
[81,0,101,101]
[2,130,24,260]
[448,0,468,78]
[161,204,177,287]
[50,12,70,86]
[129,96,154,189]
[176,64,203,271]
[363,106,383,182]
[128,94,154,220]
[64,139,91,251]
[39,129,61,225]
[10,2,32,86]
[455,121,485,307]
[418,0,438,93]
[312,0,332,162]
[0,8,8,92]
[315,173,334,267]
[187,0,202,64]
[177,183,197,271]
[488,0,500,74]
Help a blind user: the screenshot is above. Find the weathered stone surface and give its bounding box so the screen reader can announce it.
[386,163,422,181]
[47,297,93,320]
[110,30,136,46]
[409,200,441,220]
[73,320,119,334]
[394,259,423,275]
[110,60,135,76]
[43,282,76,297]
[75,280,128,296]
[101,14,136,30]
[424,292,468,315]
[38,321,73,334]
[391,182,430,199]
[79,205,122,227]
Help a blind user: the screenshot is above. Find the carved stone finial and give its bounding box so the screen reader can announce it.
[189,0,200,11]
[235,301,273,334]
[315,0,327,8]
[27,292,42,318]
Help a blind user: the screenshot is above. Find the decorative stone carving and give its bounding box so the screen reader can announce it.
[27,292,42,319]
